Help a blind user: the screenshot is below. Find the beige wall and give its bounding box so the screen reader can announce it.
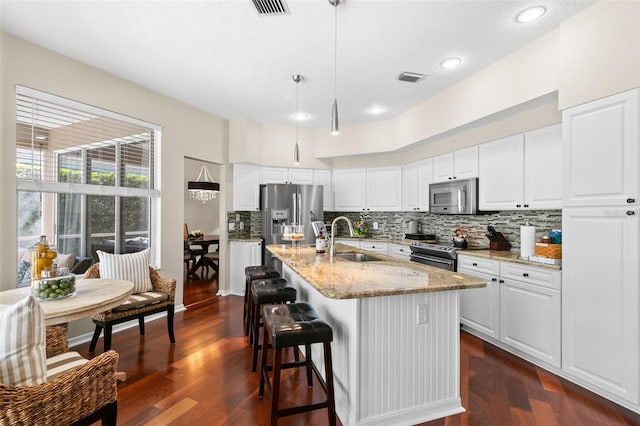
[0,33,229,312]
[558,0,640,109]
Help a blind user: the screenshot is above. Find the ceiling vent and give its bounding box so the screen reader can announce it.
[397,72,426,83]
[252,0,290,16]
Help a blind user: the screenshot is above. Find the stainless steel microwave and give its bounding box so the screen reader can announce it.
[429,177,479,214]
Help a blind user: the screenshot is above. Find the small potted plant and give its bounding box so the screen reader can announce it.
[353,220,368,237]
[453,228,468,248]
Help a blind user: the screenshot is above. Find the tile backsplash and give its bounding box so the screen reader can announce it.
[228,209,562,250]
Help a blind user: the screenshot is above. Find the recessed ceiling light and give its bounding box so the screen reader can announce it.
[292,112,309,120]
[516,6,547,23]
[368,105,385,115]
[440,57,462,69]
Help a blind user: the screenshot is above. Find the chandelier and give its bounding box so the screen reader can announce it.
[187,164,220,203]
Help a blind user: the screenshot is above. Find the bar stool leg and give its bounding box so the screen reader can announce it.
[324,342,337,426]
[270,347,283,426]
[251,300,262,372]
[259,326,270,398]
[305,344,313,387]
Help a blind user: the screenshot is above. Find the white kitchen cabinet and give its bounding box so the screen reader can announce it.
[334,239,360,248]
[563,88,639,207]
[499,264,561,368]
[333,168,366,211]
[360,241,388,255]
[261,167,314,184]
[458,254,561,368]
[366,166,402,211]
[229,240,263,295]
[562,207,639,404]
[233,163,260,211]
[313,169,333,211]
[333,167,401,212]
[479,124,562,211]
[457,255,500,340]
[388,243,411,261]
[403,159,432,211]
[433,146,478,182]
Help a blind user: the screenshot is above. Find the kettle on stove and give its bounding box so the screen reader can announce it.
[404,220,418,235]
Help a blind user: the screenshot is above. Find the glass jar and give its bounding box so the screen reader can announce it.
[32,274,76,301]
[30,235,58,281]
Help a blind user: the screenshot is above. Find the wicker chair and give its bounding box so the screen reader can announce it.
[84,263,176,353]
[0,337,119,425]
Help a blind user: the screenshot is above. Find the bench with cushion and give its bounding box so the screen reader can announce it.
[84,250,176,353]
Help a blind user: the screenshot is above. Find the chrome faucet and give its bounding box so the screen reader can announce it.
[330,216,355,259]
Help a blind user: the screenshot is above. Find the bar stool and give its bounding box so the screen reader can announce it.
[244,266,280,336]
[259,302,336,426]
[250,277,296,373]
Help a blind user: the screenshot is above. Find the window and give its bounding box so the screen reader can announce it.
[16,86,161,271]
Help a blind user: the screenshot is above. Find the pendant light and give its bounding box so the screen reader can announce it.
[293,74,302,165]
[329,0,341,136]
[187,164,220,203]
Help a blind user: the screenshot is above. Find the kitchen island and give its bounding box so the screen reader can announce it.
[267,243,485,426]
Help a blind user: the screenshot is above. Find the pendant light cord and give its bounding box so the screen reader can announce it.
[333,3,338,101]
[295,78,300,142]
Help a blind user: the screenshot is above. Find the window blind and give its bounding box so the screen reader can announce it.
[16,86,160,198]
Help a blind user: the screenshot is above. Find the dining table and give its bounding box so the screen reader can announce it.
[187,234,220,276]
[0,278,134,355]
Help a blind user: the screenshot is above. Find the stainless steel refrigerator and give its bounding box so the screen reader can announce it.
[260,183,323,267]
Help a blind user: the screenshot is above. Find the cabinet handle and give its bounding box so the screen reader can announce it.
[523,204,529,208]
[491,278,497,282]
[627,211,635,216]
[522,273,529,277]
[627,198,636,204]
[472,262,478,266]
[516,204,522,208]
[448,177,453,180]
[499,279,504,283]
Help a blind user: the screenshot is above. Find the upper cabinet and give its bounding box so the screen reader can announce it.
[313,169,333,211]
[563,88,639,207]
[403,159,432,211]
[433,146,478,182]
[261,167,314,184]
[233,163,260,211]
[333,167,402,212]
[479,124,562,211]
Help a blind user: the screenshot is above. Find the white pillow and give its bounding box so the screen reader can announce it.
[0,296,47,386]
[97,249,152,294]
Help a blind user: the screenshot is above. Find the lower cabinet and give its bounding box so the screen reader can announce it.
[229,240,262,296]
[388,243,411,261]
[458,254,561,368]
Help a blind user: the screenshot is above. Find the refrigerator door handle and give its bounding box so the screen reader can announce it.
[297,193,302,223]
[292,193,297,224]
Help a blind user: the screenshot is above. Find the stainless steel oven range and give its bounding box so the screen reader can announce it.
[409,242,459,271]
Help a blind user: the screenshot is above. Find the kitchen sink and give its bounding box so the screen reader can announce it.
[335,252,385,262]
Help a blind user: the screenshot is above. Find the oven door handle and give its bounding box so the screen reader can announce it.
[411,254,455,265]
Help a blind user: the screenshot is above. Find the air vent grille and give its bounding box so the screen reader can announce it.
[252,0,290,15]
[398,72,426,83]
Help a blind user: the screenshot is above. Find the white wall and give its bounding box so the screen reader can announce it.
[0,33,229,312]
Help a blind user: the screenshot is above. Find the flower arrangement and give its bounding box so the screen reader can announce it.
[188,230,203,239]
[353,220,368,236]
[453,227,468,248]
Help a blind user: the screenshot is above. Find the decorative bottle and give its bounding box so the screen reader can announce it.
[316,231,326,254]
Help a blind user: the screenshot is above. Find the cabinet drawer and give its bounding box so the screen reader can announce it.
[389,243,411,260]
[500,262,561,290]
[457,255,500,275]
[361,241,388,254]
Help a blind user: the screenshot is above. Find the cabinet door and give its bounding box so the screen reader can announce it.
[335,239,360,248]
[366,166,402,211]
[388,243,411,260]
[332,169,366,211]
[230,241,262,295]
[360,241,388,254]
[453,146,479,179]
[432,152,454,182]
[458,268,500,340]
[233,163,260,211]
[417,158,433,211]
[562,207,639,402]
[479,134,524,210]
[261,167,289,184]
[524,124,562,209]
[563,89,639,207]
[313,169,333,211]
[402,162,419,211]
[289,168,314,184]
[500,279,561,368]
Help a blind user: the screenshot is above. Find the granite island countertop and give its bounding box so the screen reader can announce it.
[267,243,485,299]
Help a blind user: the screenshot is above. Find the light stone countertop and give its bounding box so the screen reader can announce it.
[267,243,485,299]
[458,249,562,270]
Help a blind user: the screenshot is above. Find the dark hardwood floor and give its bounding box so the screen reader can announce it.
[71,272,640,426]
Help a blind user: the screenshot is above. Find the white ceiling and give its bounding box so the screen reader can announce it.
[0,0,594,130]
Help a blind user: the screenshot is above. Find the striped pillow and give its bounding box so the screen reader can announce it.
[97,249,152,294]
[0,296,47,386]
[46,351,88,381]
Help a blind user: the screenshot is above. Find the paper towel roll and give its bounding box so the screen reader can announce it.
[520,225,536,259]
